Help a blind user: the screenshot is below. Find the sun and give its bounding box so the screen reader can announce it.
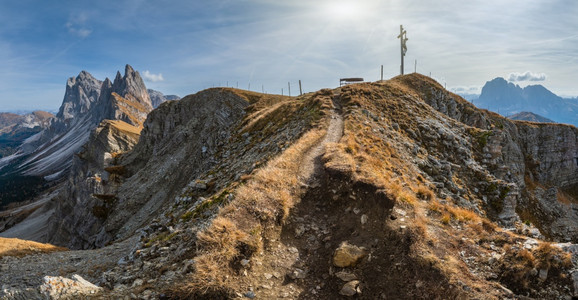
[323,2,364,21]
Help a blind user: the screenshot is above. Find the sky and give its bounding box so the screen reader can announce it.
[0,0,576,111]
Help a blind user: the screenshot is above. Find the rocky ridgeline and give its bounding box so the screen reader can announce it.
[0,64,152,179]
[147,89,181,108]
[407,76,578,241]
[46,120,142,249]
[0,65,154,245]
[3,74,578,298]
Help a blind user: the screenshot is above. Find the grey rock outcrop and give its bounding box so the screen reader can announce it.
[410,77,578,241]
[0,64,151,179]
[147,89,180,108]
[99,88,251,245]
[0,65,153,247]
[47,120,142,249]
[40,274,102,299]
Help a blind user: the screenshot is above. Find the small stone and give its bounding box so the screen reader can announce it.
[333,242,367,267]
[360,214,368,225]
[339,280,360,296]
[539,268,548,281]
[132,279,144,287]
[288,247,299,254]
[244,291,256,298]
[294,224,306,237]
[353,208,361,215]
[264,273,273,280]
[290,268,307,279]
[335,271,357,282]
[241,259,250,266]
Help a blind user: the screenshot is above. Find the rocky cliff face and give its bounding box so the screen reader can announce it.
[0,65,152,208]
[403,75,578,240]
[59,88,319,248]
[46,120,141,249]
[147,89,180,108]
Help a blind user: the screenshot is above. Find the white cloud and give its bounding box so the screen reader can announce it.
[450,86,481,94]
[66,13,92,38]
[508,71,546,82]
[142,70,164,82]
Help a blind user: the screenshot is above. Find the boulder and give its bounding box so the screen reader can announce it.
[333,241,366,267]
[339,280,360,296]
[40,274,102,299]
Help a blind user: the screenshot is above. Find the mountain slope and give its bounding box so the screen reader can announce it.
[0,111,54,158]
[147,89,181,108]
[2,74,578,299]
[0,65,152,208]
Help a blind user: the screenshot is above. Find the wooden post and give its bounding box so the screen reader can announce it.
[381,65,383,81]
[414,60,417,73]
[281,88,284,96]
[397,25,408,75]
[299,80,302,96]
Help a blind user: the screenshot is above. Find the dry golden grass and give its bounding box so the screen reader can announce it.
[108,120,142,135]
[111,93,150,127]
[0,237,67,258]
[187,121,327,294]
[534,242,573,270]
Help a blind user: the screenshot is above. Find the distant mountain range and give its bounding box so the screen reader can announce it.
[508,111,555,123]
[472,77,578,126]
[0,111,53,158]
[0,84,178,164]
[147,89,180,108]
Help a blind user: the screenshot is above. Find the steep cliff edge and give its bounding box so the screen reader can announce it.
[401,75,578,241]
[46,120,141,249]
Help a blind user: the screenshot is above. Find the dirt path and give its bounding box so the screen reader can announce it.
[298,93,344,185]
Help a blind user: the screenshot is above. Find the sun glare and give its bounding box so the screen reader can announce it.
[324,2,363,20]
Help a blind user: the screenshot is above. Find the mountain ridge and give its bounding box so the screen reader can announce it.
[2,74,578,298]
[476,77,578,126]
[0,64,153,209]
